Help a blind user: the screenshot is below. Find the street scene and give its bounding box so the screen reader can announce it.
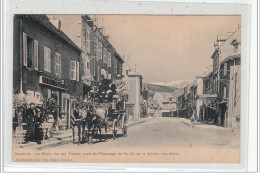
[12,15,241,163]
[14,117,239,150]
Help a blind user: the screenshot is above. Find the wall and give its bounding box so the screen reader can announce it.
[13,15,82,101]
[123,75,142,119]
[227,65,241,129]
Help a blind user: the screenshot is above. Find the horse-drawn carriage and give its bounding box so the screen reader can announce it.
[72,76,128,144]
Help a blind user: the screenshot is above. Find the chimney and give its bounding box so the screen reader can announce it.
[58,20,61,31]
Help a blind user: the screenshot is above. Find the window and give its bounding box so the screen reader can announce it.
[101,69,107,79]
[103,48,107,64]
[87,61,90,69]
[114,59,118,74]
[97,42,102,60]
[70,61,77,80]
[83,63,87,75]
[223,87,227,99]
[76,62,80,81]
[234,72,238,107]
[223,62,227,76]
[44,46,51,72]
[62,98,67,112]
[107,73,111,79]
[23,32,38,70]
[47,89,51,98]
[86,30,91,54]
[35,92,41,100]
[233,43,238,53]
[108,52,112,67]
[54,53,61,76]
[33,40,38,70]
[124,81,129,89]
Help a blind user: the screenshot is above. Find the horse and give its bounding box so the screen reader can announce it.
[85,107,108,143]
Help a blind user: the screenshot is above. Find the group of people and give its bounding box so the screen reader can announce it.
[86,75,126,104]
[21,103,45,144]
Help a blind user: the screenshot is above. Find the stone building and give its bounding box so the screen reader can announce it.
[13,15,83,128]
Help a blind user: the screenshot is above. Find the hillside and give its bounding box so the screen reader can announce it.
[143,83,176,93]
[151,80,193,89]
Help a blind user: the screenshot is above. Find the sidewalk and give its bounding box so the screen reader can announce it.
[178,117,238,131]
[13,116,153,150]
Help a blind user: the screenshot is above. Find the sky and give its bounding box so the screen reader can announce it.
[51,15,241,83]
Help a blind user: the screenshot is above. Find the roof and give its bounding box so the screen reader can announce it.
[174,89,184,97]
[217,33,232,42]
[114,52,124,63]
[81,15,94,27]
[126,71,143,79]
[19,15,82,54]
[204,71,213,78]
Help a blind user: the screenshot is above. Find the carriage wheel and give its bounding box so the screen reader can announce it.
[112,119,118,140]
[122,114,127,137]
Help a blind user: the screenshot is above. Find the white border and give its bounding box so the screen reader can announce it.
[1,0,257,172]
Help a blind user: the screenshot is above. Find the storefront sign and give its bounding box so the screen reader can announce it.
[39,75,68,90]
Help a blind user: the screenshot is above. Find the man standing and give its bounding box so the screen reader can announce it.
[26,103,37,142]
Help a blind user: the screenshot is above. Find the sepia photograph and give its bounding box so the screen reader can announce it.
[11,14,241,163]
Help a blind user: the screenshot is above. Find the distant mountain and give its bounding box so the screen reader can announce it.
[143,83,176,93]
[150,80,193,89]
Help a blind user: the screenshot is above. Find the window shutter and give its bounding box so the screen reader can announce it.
[224,62,227,76]
[69,61,73,80]
[48,49,51,72]
[44,46,51,72]
[33,40,38,70]
[54,53,57,74]
[23,32,27,66]
[108,53,111,67]
[76,61,80,81]
[44,47,47,71]
[47,89,51,98]
[59,55,61,75]
[223,87,226,99]
[73,61,76,80]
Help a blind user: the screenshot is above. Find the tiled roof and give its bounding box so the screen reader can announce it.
[21,15,82,53]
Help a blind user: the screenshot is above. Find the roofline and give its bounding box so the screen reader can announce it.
[220,54,241,64]
[126,74,143,79]
[114,52,124,63]
[211,26,241,59]
[19,15,82,54]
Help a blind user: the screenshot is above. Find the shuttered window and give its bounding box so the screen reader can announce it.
[97,42,102,60]
[44,46,51,72]
[223,87,227,99]
[76,62,80,81]
[23,32,28,66]
[103,48,107,64]
[223,62,227,76]
[33,40,38,70]
[70,61,77,80]
[108,52,112,67]
[54,53,61,76]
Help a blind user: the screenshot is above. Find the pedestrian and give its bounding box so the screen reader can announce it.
[190,113,195,128]
[34,106,43,144]
[26,102,37,142]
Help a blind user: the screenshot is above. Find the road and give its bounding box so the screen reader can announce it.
[13,117,240,163]
[58,117,240,149]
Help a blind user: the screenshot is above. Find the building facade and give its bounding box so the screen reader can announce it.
[211,26,241,128]
[123,72,143,120]
[13,15,83,128]
[48,15,124,98]
[80,15,124,87]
